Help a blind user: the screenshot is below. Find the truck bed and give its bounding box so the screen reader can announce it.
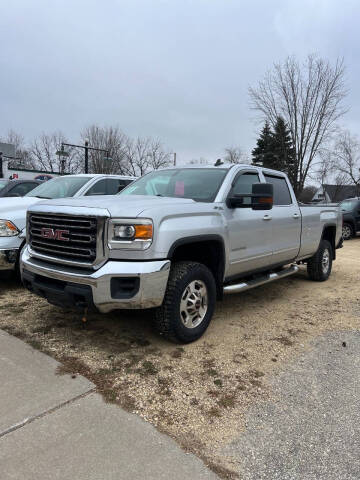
[298,204,342,259]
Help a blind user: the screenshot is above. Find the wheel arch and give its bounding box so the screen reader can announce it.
[168,235,226,299]
[321,224,337,259]
[343,219,356,230]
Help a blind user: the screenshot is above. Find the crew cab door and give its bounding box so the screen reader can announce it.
[224,170,272,277]
[263,173,301,264]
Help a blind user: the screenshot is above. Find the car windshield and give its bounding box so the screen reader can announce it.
[0,180,8,191]
[119,168,228,202]
[26,176,92,199]
[340,200,356,211]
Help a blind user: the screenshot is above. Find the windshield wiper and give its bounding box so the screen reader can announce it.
[34,195,51,199]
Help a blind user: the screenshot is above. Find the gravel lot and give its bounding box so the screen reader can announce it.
[1,238,359,479]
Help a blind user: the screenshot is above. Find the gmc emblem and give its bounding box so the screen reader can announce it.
[40,228,70,242]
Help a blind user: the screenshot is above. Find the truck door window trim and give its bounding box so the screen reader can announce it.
[225,170,261,204]
[263,173,293,206]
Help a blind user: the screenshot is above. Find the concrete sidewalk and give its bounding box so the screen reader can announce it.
[0,329,218,480]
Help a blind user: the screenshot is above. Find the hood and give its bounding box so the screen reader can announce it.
[0,196,41,232]
[32,195,195,218]
[0,196,40,214]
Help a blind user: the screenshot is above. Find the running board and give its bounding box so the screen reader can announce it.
[223,264,299,295]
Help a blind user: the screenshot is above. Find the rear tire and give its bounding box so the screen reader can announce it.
[307,239,332,282]
[342,222,354,240]
[153,261,216,343]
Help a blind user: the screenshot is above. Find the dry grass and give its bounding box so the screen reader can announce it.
[1,238,360,478]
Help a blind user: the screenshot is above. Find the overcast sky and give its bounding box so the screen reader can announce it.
[1,0,359,163]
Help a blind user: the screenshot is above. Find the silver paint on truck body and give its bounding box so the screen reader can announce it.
[22,165,342,312]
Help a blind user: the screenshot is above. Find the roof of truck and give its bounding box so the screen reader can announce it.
[161,164,235,169]
[63,174,136,179]
[158,164,288,176]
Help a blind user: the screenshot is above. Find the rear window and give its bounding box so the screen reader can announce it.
[264,174,292,205]
[340,200,356,211]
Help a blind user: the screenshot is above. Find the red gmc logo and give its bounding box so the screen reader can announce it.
[41,228,70,242]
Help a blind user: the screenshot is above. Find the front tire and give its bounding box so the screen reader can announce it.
[307,239,332,282]
[15,242,26,280]
[342,222,354,240]
[153,261,216,343]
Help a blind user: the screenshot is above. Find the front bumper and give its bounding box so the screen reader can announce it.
[21,247,171,312]
[0,249,18,271]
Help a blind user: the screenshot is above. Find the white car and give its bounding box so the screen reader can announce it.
[0,174,135,276]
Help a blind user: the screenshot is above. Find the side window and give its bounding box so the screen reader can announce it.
[107,179,131,195]
[232,172,260,205]
[85,179,107,196]
[24,183,40,194]
[120,179,133,189]
[8,183,38,196]
[264,174,292,205]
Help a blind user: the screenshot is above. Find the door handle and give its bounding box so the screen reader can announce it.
[293,213,300,219]
[263,214,272,221]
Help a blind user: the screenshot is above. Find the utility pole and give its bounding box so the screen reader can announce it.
[56,145,69,175]
[173,152,176,166]
[0,152,3,178]
[62,142,110,174]
[84,140,89,174]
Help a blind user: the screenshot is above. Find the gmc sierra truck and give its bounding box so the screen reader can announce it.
[21,165,342,343]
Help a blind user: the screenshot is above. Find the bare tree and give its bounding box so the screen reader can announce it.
[30,132,77,173]
[331,130,360,187]
[188,157,210,165]
[123,137,151,177]
[308,146,349,202]
[146,139,170,171]
[80,125,128,174]
[123,137,170,176]
[0,130,35,169]
[224,146,249,164]
[249,55,347,195]
[298,185,318,203]
[315,149,333,187]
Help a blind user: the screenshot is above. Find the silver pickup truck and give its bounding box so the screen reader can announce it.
[21,165,342,343]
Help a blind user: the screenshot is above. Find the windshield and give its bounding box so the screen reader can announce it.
[26,176,92,199]
[340,200,356,211]
[119,168,228,202]
[0,180,8,191]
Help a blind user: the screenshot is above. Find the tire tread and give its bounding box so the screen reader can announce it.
[153,261,215,343]
[307,239,332,282]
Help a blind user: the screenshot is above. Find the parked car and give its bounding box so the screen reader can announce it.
[22,165,342,342]
[0,174,135,275]
[0,179,41,197]
[34,174,53,181]
[340,198,360,240]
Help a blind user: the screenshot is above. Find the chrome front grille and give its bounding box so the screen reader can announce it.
[28,213,98,265]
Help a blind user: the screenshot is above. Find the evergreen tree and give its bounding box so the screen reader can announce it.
[271,116,296,185]
[251,121,276,168]
[252,118,297,188]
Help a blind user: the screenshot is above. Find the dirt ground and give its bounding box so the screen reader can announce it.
[1,238,359,479]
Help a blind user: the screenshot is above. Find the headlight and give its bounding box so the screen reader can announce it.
[0,220,20,237]
[108,219,153,250]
